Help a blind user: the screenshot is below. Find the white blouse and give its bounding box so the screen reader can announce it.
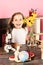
[11,28,28,44]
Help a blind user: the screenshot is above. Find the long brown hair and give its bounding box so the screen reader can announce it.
[7,12,27,33]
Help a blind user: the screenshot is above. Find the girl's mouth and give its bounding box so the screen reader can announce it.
[16,24,21,26]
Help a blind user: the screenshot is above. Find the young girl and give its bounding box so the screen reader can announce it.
[4,12,29,62]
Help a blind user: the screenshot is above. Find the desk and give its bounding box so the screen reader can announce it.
[0,58,43,65]
[9,59,43,65]
[0,46,41,65]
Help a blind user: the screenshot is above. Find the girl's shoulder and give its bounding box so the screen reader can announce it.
[22,28,28,34]
[12,28,28,34]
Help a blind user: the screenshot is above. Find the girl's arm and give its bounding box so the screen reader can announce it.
[11,29,16,43]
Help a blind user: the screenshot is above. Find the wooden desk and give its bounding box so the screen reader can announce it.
[9,59,43,65]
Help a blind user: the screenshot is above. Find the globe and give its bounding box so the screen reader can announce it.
[19,51,29,62]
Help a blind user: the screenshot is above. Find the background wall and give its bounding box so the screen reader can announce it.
[0,0,43,18]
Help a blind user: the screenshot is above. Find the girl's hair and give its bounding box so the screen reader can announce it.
[7,12,27,33]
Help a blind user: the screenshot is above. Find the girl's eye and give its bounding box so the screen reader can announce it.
[19,19,22,21]
[15,19,17,21]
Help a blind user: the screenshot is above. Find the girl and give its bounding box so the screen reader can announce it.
[4,12,29,62]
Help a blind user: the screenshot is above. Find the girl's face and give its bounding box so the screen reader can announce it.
[13,14,23,29]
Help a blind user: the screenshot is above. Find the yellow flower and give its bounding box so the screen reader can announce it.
[23,16,35,27]
[23,11,37,27]
[26,16,35,26]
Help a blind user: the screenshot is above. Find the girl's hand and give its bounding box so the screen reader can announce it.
[26,35,30,41]
[17,46,20,51]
